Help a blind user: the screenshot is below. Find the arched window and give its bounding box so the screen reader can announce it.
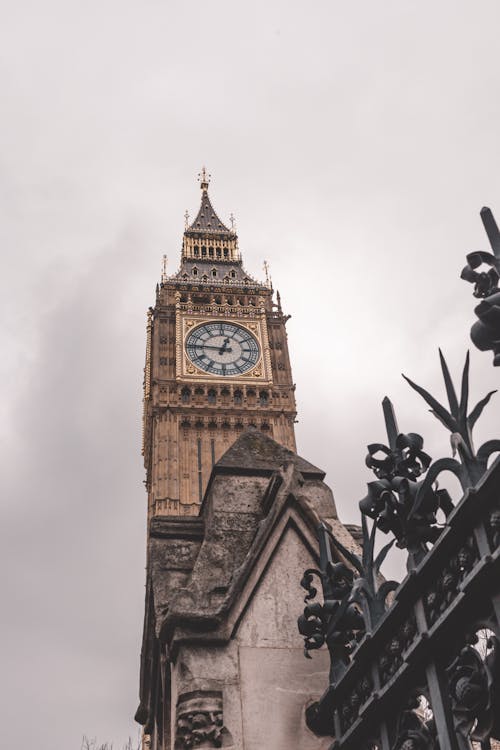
[259,390,269,406]
[223,249,229,258]
[201,246,207,257]
[216,248,221,258]
[208,389,216,404]
[192,267,198,276]
[234,389,243,405]
[193,245,199,256]
[194,387,204,396]
[181,387,191,404]
[247,388,256,405]
[221,387,230,403]
[202,274,208,282]
[230,269,236,279]
[211,268,217,277]
[208,247,214,257]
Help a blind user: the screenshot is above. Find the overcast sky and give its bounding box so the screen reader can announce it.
[1,1,500,748]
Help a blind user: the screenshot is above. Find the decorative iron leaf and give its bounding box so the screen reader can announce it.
[412,458,462,515]
[467,390,497,429]
[439,349,459,415]
[374,538,396,576]
[476,439,500,467]
[402,374,457,432]
[459,351,470,419]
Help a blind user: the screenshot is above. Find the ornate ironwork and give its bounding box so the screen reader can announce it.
[403,350,499,491]
[298,207,500,749]
[360,397,452,570]
[391,697,436,750]
[446,630,500,745]
[298,522,364,683]
[461,207,500,365]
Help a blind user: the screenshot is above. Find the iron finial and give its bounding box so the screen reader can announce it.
[198,166,211,191]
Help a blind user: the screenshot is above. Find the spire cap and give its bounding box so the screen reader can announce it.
[198,166,211,192]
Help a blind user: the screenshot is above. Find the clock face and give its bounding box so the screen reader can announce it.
[185,322,260,376]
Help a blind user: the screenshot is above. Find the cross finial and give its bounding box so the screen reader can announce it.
[230,213,236,231]
[198,166,211,191]
[184,210,189,229]
[161,254,168,283]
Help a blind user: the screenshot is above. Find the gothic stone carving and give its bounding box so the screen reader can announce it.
[175,690,231,749]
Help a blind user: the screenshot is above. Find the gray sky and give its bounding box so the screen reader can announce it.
[1,1,500,747]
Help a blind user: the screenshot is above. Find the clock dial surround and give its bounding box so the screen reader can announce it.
[185,322,260,376]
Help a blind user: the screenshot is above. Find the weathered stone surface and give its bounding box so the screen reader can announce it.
[239,647,331,750]
[211,428,325,479]
[137,432,361,749]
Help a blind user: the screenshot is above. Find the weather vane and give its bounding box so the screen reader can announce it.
[230,213,236,231]
[161,254,168,283]
[198,166,211,190]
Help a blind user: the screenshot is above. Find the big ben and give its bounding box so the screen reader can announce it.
[142,169,297,517]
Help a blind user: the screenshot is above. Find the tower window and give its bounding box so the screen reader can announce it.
[208,389,216,404]
[194,387,204,396]
[234,389,243,405]
[202,246,207,257]
[216,248,221,258]
[181,387,191,404]
[209,247,214,257]
[247,389,256,405]
[193,245,199,256]
[259,390,269,406]
[202,274,208,282]
[211,268,217,277]
[192,267,198,276]
[223,249,228,258]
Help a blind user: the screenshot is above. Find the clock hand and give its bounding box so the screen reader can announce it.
[218,337,231,355]
[201,344,233,353]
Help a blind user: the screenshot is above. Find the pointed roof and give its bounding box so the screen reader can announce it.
[185,167,234,235]
[212,429,325,479]
[187,189,232,234]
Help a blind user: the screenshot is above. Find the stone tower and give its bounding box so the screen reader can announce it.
[143,169,297,517]
[136,174,361,749]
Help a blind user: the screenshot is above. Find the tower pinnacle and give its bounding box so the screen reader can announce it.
[198,166,211,191]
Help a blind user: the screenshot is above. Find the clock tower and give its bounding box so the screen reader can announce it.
[142,170,297,517]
